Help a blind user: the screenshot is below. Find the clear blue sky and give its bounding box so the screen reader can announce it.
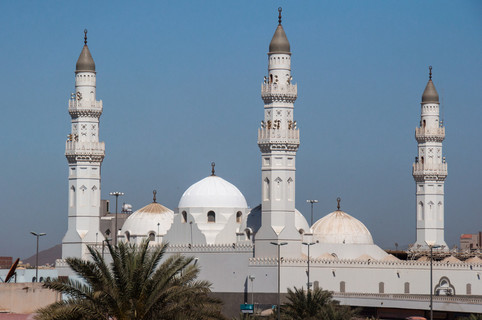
[1,1,481,259]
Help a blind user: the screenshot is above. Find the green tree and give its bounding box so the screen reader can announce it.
[279,287,358,320]
[35,240,225,320]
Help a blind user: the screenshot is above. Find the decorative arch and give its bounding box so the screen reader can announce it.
[207,211,215,223]
[435,276,455,296]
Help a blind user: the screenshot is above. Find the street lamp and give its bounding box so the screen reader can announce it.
[102,238,112,259]
[30,231,46,282]
[270,241,287,320]
[109,191,124,246]
[426,241,441,320]
[249,275,256,305]
[302,241,316,291]
[306,200,318,226]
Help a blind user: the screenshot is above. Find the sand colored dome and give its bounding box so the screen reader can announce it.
[121,197,174,237]
[311,210,374,245]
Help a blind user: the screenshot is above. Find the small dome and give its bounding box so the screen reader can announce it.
[312,210,374,245]
[421,79,439,103]
[76,45,95,73]
[269,25,290,54]
[178,175,248,209]
[121,201,174,237]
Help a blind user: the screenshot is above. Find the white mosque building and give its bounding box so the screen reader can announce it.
[57,9,482,317]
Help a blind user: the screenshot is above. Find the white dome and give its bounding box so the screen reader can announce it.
[178,175,248,208]
[121,201,174,236]
[311,210,373,245]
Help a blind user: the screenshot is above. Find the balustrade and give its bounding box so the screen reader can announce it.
[412,162,447,176]
[65,141,105,155]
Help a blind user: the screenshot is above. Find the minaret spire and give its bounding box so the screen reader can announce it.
[256,10,300,259]
[211,162,216,176]
[62,31,105,260]
[412,66,447,251]
[429,65,432,80]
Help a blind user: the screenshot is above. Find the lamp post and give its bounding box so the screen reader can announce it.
[270,242,287,320]
[102,238,112,259]
[109,192,124,246]
[306,200,318,226]
[30,231,46,282]
[426,241,441,320]
[302,241,316,291]
[249,275,256,305]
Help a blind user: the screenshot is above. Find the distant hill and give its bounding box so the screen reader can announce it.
[23,244,61,266]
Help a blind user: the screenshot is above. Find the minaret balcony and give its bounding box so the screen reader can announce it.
[412,162,447,180]
[65,141,105,156]
[258,128,300,145]
[68,99,103,117]
[415,127,445,142]
[261,83,297,102]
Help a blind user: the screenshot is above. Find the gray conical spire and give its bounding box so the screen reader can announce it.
[269,8,290,54]
[75,29,95,73]
[421,66,439,103]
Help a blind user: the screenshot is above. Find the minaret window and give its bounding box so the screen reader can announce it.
[418,202,424,220]
[69,186,75,207]
[207,211,216,223]
[423,120,426,128]
[263,178,270,201]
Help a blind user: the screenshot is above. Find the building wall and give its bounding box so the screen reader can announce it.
[0,283,61,314]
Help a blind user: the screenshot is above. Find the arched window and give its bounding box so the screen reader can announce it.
[245,228,251,240]
[105,229,111,236]
[423,119,426,128]
[182,211,187,223]
[421,156,424,164]
[466,283,472,295]
[404,282,410,294]
[40,277,44,282]
[313,281,319,290]
[339,281,345,293]
[148,232,155,242]
[379,282,384,293]
[269,74,273,84]
[125,231,130,242]
[207,211,215,223]
[236,211,242,223]
[298,229,305,235]
[32,277,36,282]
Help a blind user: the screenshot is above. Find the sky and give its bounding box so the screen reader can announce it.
[1,1,481,260]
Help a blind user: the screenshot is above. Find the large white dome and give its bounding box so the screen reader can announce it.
[178,175,248,208]
[312,210,373,245]
[121,201,174,237]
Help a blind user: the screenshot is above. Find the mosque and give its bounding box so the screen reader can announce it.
[57,9,482,316]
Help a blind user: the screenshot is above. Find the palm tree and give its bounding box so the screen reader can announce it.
[280,287,358,320]
[35,240,225,320]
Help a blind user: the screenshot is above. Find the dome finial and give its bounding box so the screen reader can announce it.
[429,65,432,80]
[84,29,88,45]
[337,197,341,210]
[153,190,157,203]
[278,7,282,25]
[211,162,216,176]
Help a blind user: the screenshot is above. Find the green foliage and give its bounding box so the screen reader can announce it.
[458,315,482,320]
[35,240,225,320]
[278,287,358,320]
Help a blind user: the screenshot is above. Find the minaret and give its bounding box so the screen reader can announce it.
[412,66,448,250]
[62,30,105,260]
[255,8,301,258]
